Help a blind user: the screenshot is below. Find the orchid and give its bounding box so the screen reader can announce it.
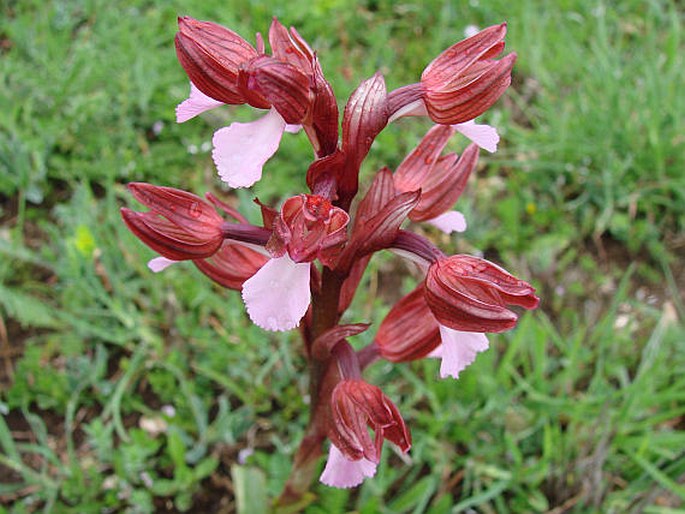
[121,16,538,505]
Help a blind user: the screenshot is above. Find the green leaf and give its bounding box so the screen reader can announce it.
[387,476,437,513]
[231,465,269,514]
[0,284,60,328]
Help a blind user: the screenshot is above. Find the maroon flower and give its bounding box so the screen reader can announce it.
[388,24,516,126]
[424,254,539,332]
[175,16,266,107]
[421,23,516,124]
[121,183,224,260]
[176,16,313,123]
[327,379,411,463]
[393,124,479,227]
[266,194,349,266]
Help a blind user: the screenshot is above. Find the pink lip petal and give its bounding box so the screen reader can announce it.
[284,123,302,133]
[147,256,179,272]
[425,211,467,234]
[436,326,489,379]
[241,254,311,332]
[212,108,287,188]
[453,120,500,153]
[319,445,377,489]
[176,82,224,123]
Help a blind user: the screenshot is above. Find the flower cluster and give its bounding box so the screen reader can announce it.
[122,16,538,496]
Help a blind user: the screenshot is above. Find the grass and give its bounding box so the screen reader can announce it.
[1,0,684,512]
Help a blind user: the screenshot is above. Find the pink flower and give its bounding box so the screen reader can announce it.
[320,444,377,489]
[211,107,300,188]
[242,194,349,331]
[425,254,539,333]
[375,286,489,379]
[431,327,489,379]
[393,125,479,233]
[241,254,311,332]
[320,379,411,488]
[174,17,317,188]
[121,183,224,261]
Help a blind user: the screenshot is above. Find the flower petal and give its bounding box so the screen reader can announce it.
[425,211,467,234]
[241,255,310,331]
[320,445,377,489]
[436,325,489,379]
[388,98,428,123]
[284,123,302,133]
[147,256,178,272]
[212,108,286,188]
[454,120,499,153]
[176,82,224,123]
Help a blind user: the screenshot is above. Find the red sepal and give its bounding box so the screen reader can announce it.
[242,55,312,124]
[410,144,479,222]
[122,183,224,260]
[267,194,349,266]
[268,18,314,71]
[394,125,456,192]
[308,56,339,157]
[121,209,222,260]
[328,380,411,463]
[175,16,265,107]
[422,23,516,124]
[193,242,267,290]
[376,287,441,362]
[424,255,539,332]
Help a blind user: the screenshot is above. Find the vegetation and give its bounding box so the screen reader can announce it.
[1,0,683,512]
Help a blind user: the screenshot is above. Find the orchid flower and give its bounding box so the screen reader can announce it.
[393,124,479,234]
[174,17,337,188]
[122,17,537,499]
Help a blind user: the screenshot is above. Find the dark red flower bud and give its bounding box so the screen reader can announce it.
[193,241,267,290]
[175,16,268,107]
[266,194,349,266]
[376,287,441,362]
[241,55,313,124]
[328,380,411,463]
[424,255,539,332]
[422,24,516,124]
[121,183,225,261]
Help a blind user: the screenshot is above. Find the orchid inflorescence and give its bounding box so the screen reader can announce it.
[121,15,539,499]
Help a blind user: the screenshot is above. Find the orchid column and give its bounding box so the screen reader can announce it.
[121,16,538,504]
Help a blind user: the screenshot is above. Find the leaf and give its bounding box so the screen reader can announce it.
[0,284,61,329]
[231,465,269,514]
[387,476,436,513]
